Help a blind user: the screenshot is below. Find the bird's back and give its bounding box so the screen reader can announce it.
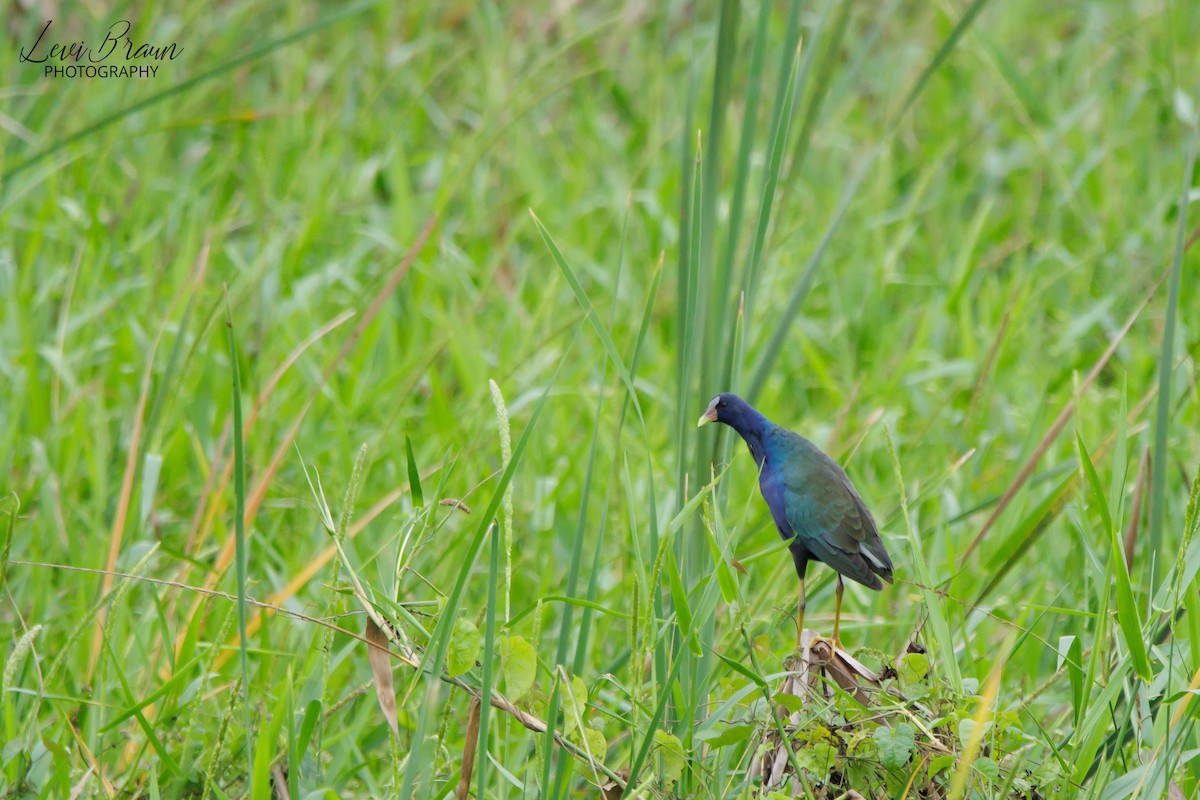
[762,427,893,590]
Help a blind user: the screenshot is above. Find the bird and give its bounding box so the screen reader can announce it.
[697,392,892,648]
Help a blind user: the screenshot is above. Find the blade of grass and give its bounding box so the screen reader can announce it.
[529,211,647,432]
[713,0,771,380]
[88,245,207,676]
[405,435,424,508]
[2,1,385,183]
[784,0,855,189]
[223,288,254,781]
[948,630,1014,800]
[1147,113,1199,592]
[700,0,739,397]
[886,424,962,692]
[739,0,804,391]
[1078,433,1151,681]
[99,632,181,777]
[545,387,605,800]
[960,266,1171,564]
[550,194,631,798]
[749,0,997,400]
[398,339,572,800]
[475,525,500,798]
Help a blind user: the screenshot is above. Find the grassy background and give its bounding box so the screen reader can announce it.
[3,0,1200,797]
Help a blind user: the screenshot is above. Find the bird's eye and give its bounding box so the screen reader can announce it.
[718,400,726,408]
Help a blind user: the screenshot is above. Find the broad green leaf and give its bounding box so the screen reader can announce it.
[974,756,1000,782]
[562,674,588,736]
[796,740,837,777]
[897,652,929,684]
[774,692,803,714]
[695,724,755,748]
[957,718,991,748]
[576,726,606,765]
[929,754,956,777]
[447,618,480,678]
[499,636,537,700]
[873,722,915,771]
[653,730,685,785]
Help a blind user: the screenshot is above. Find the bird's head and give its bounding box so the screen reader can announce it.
[696,392,752,429]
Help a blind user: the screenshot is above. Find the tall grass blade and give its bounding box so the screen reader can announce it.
[749,0,996,400]
[785,0,855,185]
[476,525,500,798]
[546,386,604,800]
[405,435,424,508]
[885,425,961,691]
[1078,433,1150,681]
[223,289,253,781]
[399,343,570,800]
[1147,116,1199,591]
[550,195,630,798]
[701,0,739,392]
[713,0,772,388]
[529,212,647,430]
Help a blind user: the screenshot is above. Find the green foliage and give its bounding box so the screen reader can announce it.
[652,730,686,786]
[498,635,537,701]
[873,722,915,771]
[447,617,481,678]
[2,0,1199,797]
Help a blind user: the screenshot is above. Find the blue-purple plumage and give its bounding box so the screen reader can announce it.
[699,393,893,590]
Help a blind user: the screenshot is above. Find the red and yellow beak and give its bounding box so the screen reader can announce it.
[697,399,719,428]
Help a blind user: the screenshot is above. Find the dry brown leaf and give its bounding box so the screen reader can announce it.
[457,697,481,800]
[365,616,400,740]
[439,498,473,514]
[271,764,291,800]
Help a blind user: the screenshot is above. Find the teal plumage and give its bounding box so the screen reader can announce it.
[763,427,892,588]
[698,392,892,643]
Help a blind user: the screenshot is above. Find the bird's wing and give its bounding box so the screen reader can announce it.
[838,473,894,575]
[782,458,891,589]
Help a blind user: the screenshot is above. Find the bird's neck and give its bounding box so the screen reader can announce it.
[742,431,767,466]
[728,411,772,467]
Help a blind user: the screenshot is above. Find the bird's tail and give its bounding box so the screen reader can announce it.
[862,541,894,584]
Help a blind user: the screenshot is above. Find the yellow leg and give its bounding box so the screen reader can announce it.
[833,575,844,648]
[795,576,806,649]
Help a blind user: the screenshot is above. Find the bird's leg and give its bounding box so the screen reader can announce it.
[795,576,806,650]
[833,575,844,649]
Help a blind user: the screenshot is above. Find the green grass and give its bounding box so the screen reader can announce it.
[2,0,1200,797]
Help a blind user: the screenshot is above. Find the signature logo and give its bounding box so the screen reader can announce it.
[19,20,183,78]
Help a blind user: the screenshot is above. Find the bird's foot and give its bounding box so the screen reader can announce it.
[792,629,854,663]
[794,628,837,655]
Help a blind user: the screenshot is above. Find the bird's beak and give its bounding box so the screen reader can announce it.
[697,402,718,428]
